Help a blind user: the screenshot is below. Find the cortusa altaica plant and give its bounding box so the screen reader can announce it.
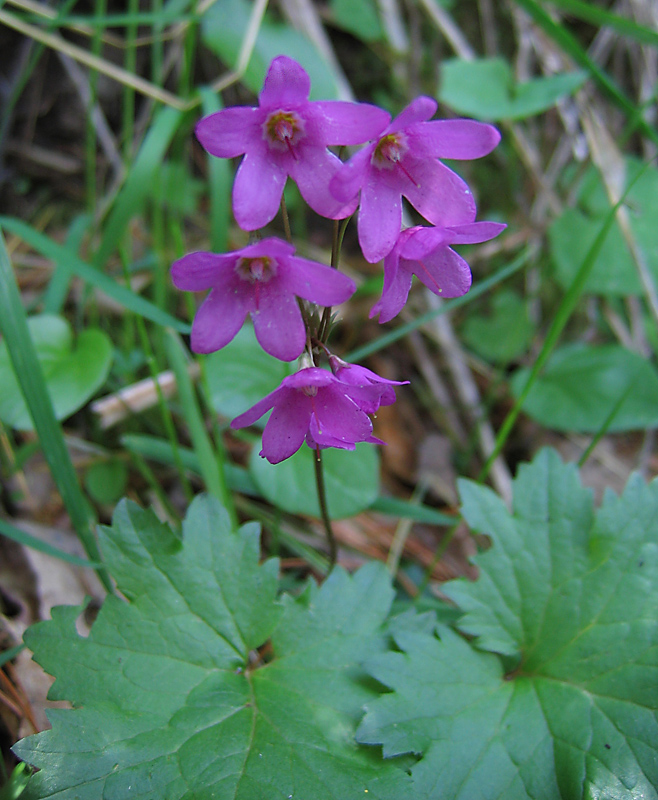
[171,55,504,563]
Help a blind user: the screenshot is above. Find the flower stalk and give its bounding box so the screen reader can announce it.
[313,446,337,571]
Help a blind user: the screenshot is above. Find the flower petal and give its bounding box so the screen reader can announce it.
[283,256,356,306]
[241,237,296,260]
[314,101,390,145]
[314,387,373,444]
[251,284,306,361]
[190,287,247,353]
[407,119,501,159]
[261,389,310,463]
[291,148,358,219]
[409,246,472,298]
[259,55,310,109]
[311,385,372,444]
[389,96,437,131]
[358,178,403,263]
[283,368,335,390]
[171,251,237,291]
[232,151,287,230]
[195,106,261,158]
[308,417,356,451]
[231,384,286,429]
[403,158,476,227]
[329,146,373,203]
[397,226,451,260]
[370,254,413,323]
[445,221,507,244]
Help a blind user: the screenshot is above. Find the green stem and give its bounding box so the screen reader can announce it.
[318,216,351,343]
[280,196,293,244]
[314,446,337,571]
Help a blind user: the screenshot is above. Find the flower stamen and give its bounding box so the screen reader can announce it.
[235,256,277,284]
[263,110,306,158]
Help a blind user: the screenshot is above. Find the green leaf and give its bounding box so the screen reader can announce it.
[438,57,587,120]
[0,314,113,431]
[14,495,410,799]
[330,0,383,41]
[549,159,658,296]
[511,343,658,432]
[461,290,534,364]
[358,448,658,798]
[84,460,129,505]
[250,442,379,520]
[201,0,339,100]
[205,324,293,421]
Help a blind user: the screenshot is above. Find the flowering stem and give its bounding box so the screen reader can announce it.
[314,446,337,571]
[280,196,293,244]
[318,216,352,343]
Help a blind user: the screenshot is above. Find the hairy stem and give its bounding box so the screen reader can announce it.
[314,446,337,571]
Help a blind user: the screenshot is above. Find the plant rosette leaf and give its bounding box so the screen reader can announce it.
[461,289,534,364]
[13,495,410,799]
[249,441,379,519]
[358,448,658,799]
[438,57,587,121]
[0,313,112,431]
[549,158,658,296]
[511,343,658,432]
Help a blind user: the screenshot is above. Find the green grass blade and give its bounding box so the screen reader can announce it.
[121,433,259,495]
[370,496,456,526]
[0,518,100,569]
[164,330,237,526]
[347,246,530,362]
[0,217,189,333]
[0,230,112,592]
[94,106,185,268]
[42,214,93,314]
[544,0,658,48]
[479,169,649,481]
[512,0,658,146]
[0,644,25,669]
[199,89,231,254]
[577,382,636,468]
[39,9,196,28]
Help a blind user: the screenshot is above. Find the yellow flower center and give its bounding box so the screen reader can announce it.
[372,132,409,169]
[263,110,306,155]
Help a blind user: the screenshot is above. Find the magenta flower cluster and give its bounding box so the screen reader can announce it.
[172,55,504,464]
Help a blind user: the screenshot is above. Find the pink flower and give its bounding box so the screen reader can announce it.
[171,237,355,361]
[329,356,408,413]
[370,222,506,323]
[195,55,389,230]
[330,97,501,263]
[230,368,387,464]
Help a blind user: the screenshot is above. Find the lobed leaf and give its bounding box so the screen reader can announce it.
[14,495,410,799]
[358,448,658,799]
